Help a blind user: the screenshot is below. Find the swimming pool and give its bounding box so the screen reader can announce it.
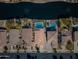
[46,23,57,31]
[34,22,44,29]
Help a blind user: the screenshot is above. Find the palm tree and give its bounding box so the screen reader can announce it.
[3,46,8,53]
[16,45,20,53]
[45,20,48,41]
[23,47,27,53]
[57,19,62,49]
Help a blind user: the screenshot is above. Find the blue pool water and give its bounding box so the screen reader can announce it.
[35,22,44,29]
[47,23,57,31]
[49,23,57,28]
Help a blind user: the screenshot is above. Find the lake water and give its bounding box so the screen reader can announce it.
[0,2,77,19]
[35,22,44,29]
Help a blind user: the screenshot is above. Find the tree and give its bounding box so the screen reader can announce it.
[53,48,57,53]
[16,45,20,53]
[58,32,62,49]
[35,44,40,53]
[51,42,57,53]
[66,40,74,52]
[3,46,8,53]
